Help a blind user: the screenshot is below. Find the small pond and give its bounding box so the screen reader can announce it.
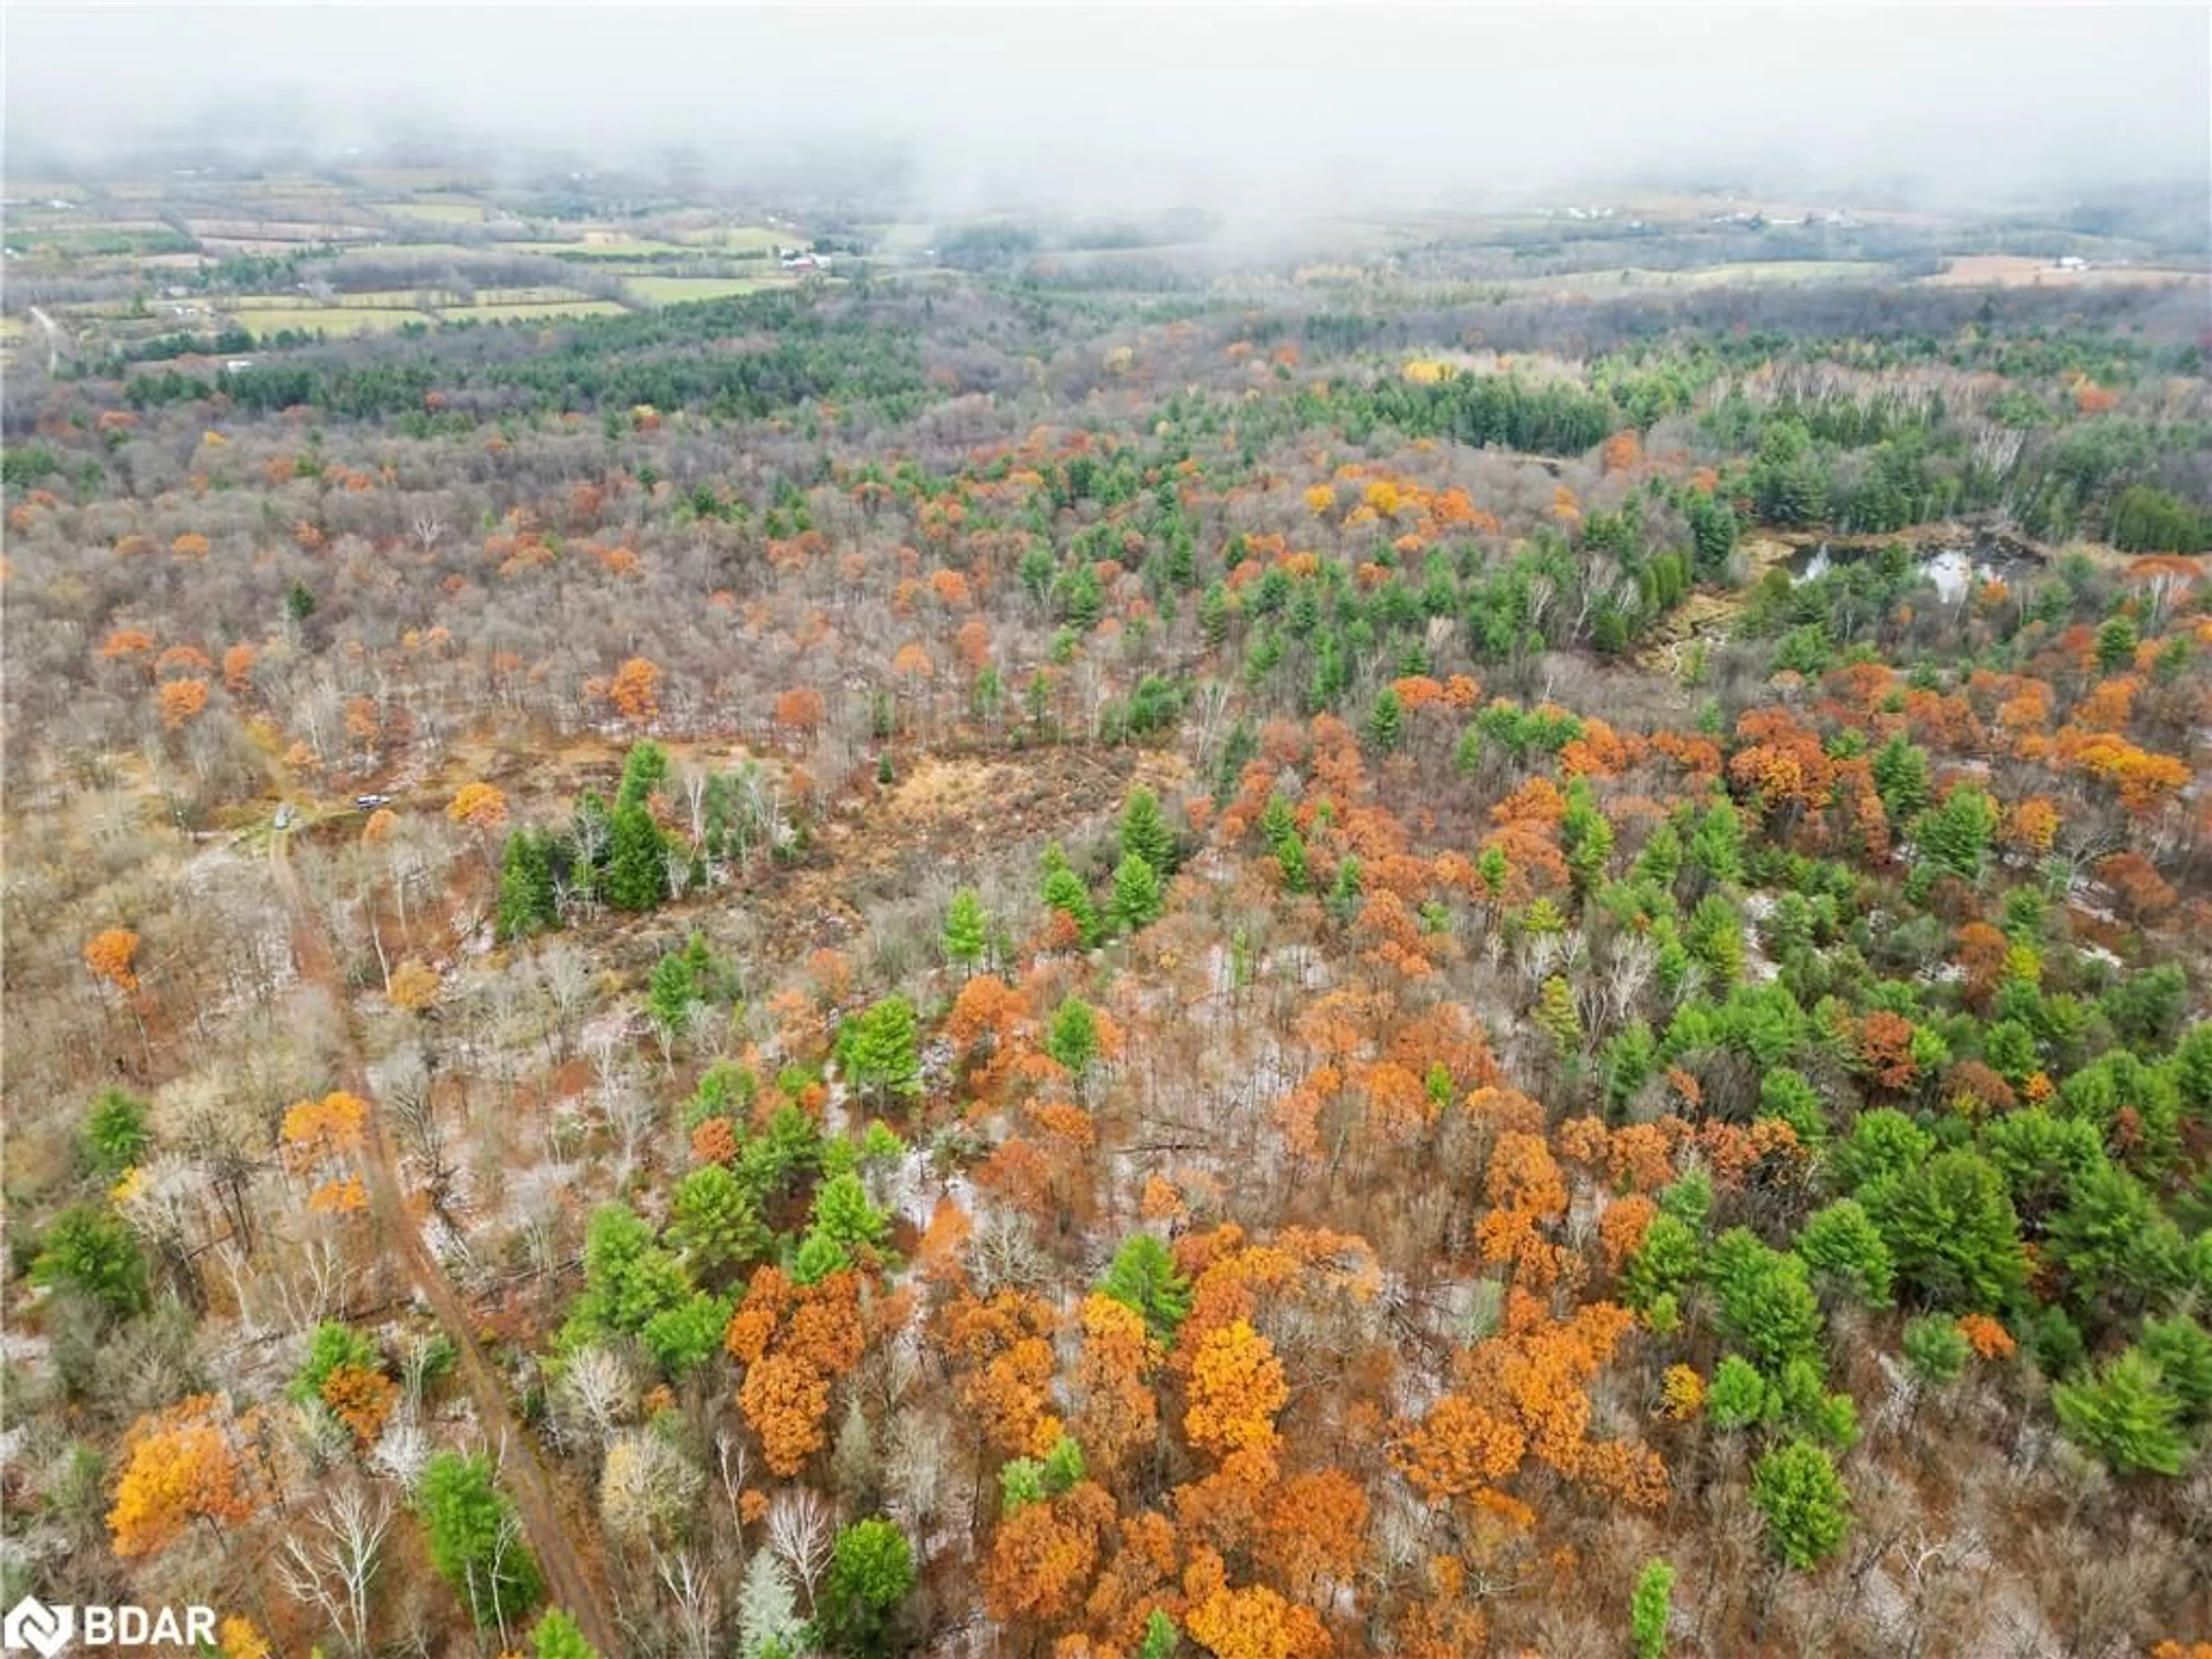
[1788,541,2041,604]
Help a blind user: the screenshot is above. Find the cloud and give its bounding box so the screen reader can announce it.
[6,5,2206,209]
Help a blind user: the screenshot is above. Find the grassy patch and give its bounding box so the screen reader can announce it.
[680,225,787,253]
[382,200,488,224]
[624,275,782,304]
[453,300,629,323]
[510,237,695,259]
[235,307,431,335]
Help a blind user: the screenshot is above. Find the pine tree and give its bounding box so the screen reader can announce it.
[838,996,923,1107]
[418,1452,544,1630]
[1630,1559,1674,1659]
[2053,1347,2187,1475]
[1902,1316,1971,1389]
[2095,612,2139,673]
[647,953,699,1052]
[1871,736,1934,827]
[735,1552,804,1659]
[1119,787,1175,875]
[1751,1441,1850,1569]
[942,889,988,974]
[1535,975,1583,1051]
[1039,845,1099,945]
[1919,785,1998,883]
[820,1518,915,1658]
[1098,1232,1192,1342]
[1109,853,1164,933]
[1367,687,1404,752]
[498,828,558,940]
[669,1164,766,1278]
[1048,997,1101,1075]
[1797,1199,1895,1307]
[605,801,668,911]
[81,1086,151,1176]
[532,1610,601,1659]
[1199,581,1230,648]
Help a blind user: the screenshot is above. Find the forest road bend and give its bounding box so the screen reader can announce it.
[269,828,618,1653]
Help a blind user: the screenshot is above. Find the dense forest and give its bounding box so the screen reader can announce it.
[5,235,2212,1659]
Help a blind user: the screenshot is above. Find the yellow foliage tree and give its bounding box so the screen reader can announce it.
[1185,1320,1288,1464]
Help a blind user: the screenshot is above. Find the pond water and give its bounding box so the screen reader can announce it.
[1788,542,2039,603]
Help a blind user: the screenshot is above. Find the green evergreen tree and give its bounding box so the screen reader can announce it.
[531,1609,601,1659]
[647,952,700,1054]
[2140,1314,2212,1422]
[1048,997,1101,1075]
[1535,975,1583,1051]
[1919,785,1998,882]
[1109,852,1165,933]
[820,1517,915,1658]
[568,1204,690,1343]
[1870,736,1934,827]
[1199,582,1230,648]
[942,888,989,974]
[1367,687,1404,753]
[1135,1609,1179,1659]
[1797,1198,1895,1307]
[2053,1347,2188,1475]
[1119,787,1176,875]
[1708,1354,1770,1430]
[838,996,923,1108]
[669,1164,767,1278]
[2095,612,2139,673]
[1751,1441,1851,1569]
[811,1172,891,1255]
[1622,1213,1702,1313]
[1687,801,1744,887]
[605,801,668,911]
[1706,1229,1825,1373]
[1039,845,1100,945]
[81,1086,151,1176]
[641,1291,735,1378]
[418,1452,545,1630]
[31,1203,149,1319]
[1863,1150,2026,1310]
[1902,1315,1972,1389]
[1097,1232,1192,1342]
[498,828,559,940]
[1630,1559,1674,1659]
[616,741,669,810]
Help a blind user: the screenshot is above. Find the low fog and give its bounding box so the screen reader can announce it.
[6,5,2209,214]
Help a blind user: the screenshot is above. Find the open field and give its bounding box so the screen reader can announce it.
[509,236,696,258]
[233,305,431,334]
[381,200,489,224]
[678,224,787,252]
[1921,252,2209,287]
[459,299,628,321]
[623,274,785,304]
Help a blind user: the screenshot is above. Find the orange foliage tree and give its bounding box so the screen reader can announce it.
[446,781,509,832]
[108,1394,267,1556]
[84,928,142,993]
[609,656,662,724]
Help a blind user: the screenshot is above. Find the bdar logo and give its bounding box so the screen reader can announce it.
[2,1597,74,1659]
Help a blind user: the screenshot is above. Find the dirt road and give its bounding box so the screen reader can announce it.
[270,830,617,1653]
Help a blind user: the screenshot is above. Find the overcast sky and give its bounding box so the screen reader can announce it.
[6,5,2208,212]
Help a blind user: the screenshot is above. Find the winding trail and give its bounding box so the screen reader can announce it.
[271,829,617,1654]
